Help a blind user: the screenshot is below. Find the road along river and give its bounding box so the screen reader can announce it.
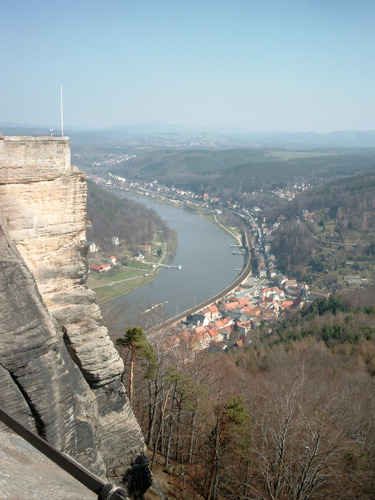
[102,193,245,329]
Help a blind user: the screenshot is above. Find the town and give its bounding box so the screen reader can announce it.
[88,171,324,353]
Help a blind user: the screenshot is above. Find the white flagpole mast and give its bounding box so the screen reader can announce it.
[60,84,64,137]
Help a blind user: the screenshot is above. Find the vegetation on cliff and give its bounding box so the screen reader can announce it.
[0,136,149,491]
[114,288,375,499]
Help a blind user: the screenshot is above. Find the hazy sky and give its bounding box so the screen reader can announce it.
[1,0,375,133]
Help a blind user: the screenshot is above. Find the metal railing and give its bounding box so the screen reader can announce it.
[0,407,128,499]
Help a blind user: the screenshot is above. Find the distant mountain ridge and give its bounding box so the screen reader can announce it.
[1,122,375,147]
[261,130,375,148]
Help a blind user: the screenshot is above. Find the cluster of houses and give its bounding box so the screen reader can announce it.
[91,255,117,273]
[165,206,310,353]
[167,273,308,352]
[273,183,311,201]
[94,173,240,210]
[91,154,136,169]
[89,172,322,353]
[90,241,154,272]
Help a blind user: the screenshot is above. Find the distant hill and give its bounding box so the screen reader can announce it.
[2,122,375,148]
[80,146,375,200]
[262,130,375,148]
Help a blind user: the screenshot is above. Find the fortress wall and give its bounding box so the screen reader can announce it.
[0,135,71,184]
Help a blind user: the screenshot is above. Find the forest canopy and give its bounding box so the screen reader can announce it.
[120,288,375,500]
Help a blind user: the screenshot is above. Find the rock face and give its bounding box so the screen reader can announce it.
[0,429,97,499]
[0,135,151,495]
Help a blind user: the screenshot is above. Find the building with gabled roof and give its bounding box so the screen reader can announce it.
[208,305,220,319]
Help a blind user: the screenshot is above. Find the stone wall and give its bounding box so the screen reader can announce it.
[0,135,70,180]
[0,135,151,495]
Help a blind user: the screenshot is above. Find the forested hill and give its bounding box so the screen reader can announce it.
[265,289,375,349]
[274,170,375,220]
[76,146,375,199]
[86,180,171,252]
[123,287,375,499]
[270,171,375,285]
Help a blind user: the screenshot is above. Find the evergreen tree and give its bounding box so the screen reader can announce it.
[116,326,157,405]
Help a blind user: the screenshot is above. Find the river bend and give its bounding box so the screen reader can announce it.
[103,193,244,328]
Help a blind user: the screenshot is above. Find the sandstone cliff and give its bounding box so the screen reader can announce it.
[0,135,151,496]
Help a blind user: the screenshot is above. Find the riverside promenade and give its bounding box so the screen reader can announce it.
[162,227,253,328]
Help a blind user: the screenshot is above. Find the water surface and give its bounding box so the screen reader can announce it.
[103,193,244,328]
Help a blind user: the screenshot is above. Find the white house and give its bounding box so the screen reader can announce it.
[88,242,98,253]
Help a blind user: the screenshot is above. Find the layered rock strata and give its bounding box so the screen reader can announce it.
[0,135,150,494]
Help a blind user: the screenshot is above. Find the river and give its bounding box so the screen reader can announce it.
[102,193,244,330]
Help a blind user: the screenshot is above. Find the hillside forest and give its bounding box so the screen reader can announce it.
[75,146,375,202]
[75,143,375,499]
[270,171,375,287]
[86,180,174,254]
[116,289,375,500]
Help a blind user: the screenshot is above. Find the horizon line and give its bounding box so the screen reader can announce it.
[1,121,375,136]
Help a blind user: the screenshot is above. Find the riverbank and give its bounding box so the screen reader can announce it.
[163,226,252,327]
[87,232,169,304]
[88,188,245,311]
[200,210,243,246]
[126,188,244,247]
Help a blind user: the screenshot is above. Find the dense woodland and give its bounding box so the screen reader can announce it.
[86,180,173,253]
[271,172,375,283]
[80,144,375,498]
[115,288,375,500]
[76,146,375,201]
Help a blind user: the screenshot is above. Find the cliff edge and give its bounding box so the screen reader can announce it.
[0,135,151,497]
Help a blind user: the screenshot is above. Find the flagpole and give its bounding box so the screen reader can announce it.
[60,84,64,137]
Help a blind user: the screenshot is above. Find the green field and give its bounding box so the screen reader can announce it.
[90,274,155,303]
[87,264,159,303]
[198,209,243,248]
[88,266,144,286]
[269,151,333,160]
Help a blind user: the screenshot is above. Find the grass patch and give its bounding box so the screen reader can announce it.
[87,267,144,287]
[127,260,154,270]
[198,209,242,244]
[87,262,161,304]
[93,275,154,303]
